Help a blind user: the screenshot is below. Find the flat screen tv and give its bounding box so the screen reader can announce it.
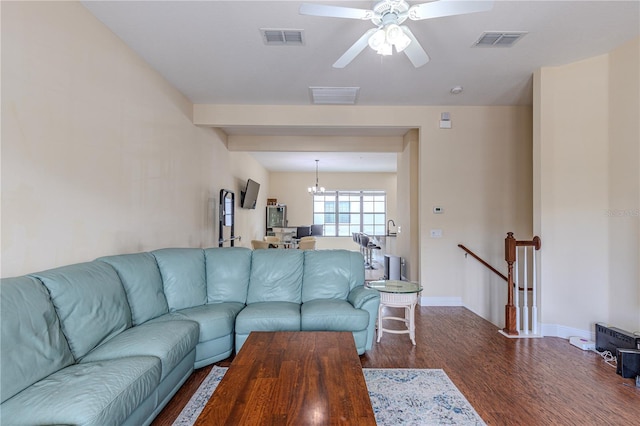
[241,178,260,209]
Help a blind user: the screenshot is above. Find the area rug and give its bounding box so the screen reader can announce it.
[173,366,486,425]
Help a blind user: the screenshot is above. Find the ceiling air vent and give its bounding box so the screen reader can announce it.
[473,32,527,48]
[261,29,305,45]
[309,87,360,105]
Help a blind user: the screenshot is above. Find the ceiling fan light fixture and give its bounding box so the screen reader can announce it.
[377,41,393,56]
[394,34,411,52]
[368,23,412,56]
[368,28,386,51]
[385,24,402,41]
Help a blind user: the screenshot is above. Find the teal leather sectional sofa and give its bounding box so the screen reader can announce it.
[0,248,380,426]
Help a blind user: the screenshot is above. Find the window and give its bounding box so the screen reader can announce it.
[313,191,386,236]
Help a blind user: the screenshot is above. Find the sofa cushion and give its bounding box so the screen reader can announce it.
[235,301,301,334]
[171,303,245,342]
[31,261,132,360]
[204,247,252,303]
[247,250,304,304]
[301,250,365,303]
[0,276,75,403]
[153,248,206,311]
[301,299,370,331]
[0,356,161,426]
[98,252,169,325]
[80,320,198,380]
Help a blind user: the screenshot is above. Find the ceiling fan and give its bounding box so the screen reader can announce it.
[299,0,493,68]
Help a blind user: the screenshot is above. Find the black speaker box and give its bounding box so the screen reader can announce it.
[616,348,640,378]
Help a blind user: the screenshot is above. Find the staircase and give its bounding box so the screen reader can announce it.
[459,232,542,337]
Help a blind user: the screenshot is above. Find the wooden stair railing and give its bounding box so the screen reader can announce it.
[457,244,507,282]
[504,232,541,336]
[459,233,542,336]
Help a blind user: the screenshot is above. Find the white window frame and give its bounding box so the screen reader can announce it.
[313,190,386,237]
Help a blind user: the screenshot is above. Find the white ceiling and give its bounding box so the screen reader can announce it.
[82,0,639,172]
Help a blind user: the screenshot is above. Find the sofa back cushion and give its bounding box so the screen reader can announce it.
[152,248,206,311]
[301,250,365,303]
[0,276,75,403]
[32,262,132,361]
[247,250,304,304]
[204,247,252,304]
[98,252,169,325]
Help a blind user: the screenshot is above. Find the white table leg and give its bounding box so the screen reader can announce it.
[376,303,383,342]
[409,302,416,345]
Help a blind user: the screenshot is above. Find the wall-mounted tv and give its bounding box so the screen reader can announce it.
[240,178,260,209]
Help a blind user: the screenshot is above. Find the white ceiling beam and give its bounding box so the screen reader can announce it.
[228,135,404,152]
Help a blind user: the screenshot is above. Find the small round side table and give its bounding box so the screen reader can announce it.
[365,280,422,345]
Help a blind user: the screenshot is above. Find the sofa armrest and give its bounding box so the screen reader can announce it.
[348,286,379,310]
[348,286,380,352]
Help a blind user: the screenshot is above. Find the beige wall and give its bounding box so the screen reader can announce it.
[224,153,271,250]
[420,107,533,320]
[534,37,640,336]
[608,37,640,332]
[1,1,267,277]
[397,130,420,281]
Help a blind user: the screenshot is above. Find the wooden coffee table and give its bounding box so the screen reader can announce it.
[194,331,376,425]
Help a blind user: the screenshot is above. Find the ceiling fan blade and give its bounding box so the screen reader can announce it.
[333,28,378,68]
[408,0,493,21]
[299,3,374,20]
[401,26,430,68]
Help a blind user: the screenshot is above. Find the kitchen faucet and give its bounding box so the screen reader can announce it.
[387,219,396,236]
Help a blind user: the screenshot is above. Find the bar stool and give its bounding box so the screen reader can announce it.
[359,234,380,269]
[367,236,381,269]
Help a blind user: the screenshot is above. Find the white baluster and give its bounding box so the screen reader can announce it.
[523,246,529,334]
[532,246,538,335]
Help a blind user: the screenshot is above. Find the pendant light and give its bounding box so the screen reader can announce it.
[308,159,325,195]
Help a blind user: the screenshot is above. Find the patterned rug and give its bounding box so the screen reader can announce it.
[173,366,486,425]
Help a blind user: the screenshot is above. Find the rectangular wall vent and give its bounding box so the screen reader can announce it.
[473,31,527,47]
[309,87,360,105]
[261,29,305,45]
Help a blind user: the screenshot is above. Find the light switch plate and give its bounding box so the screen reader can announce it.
[430,229,443,238]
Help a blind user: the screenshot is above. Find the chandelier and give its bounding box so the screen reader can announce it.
[308,160,325,195]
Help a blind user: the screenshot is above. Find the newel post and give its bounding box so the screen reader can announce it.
[504,232,518,335]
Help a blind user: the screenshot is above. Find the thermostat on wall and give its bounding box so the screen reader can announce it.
[439,112,452,129]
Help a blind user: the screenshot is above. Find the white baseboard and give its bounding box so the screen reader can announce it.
[420,296,463,306]
[415,300,595,340]
[498,329,543,338]
[540,323,594,340]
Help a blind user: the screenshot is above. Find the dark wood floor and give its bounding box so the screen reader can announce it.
[152,306,640,425]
